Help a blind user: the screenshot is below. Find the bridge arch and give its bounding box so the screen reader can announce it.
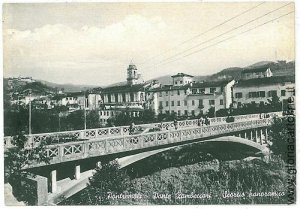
[116,136,269,168]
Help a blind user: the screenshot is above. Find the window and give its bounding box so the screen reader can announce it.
[191,110,195,116]
[178,110,181,116]
[177,90,180,95]
[175,81,177,85]
[130,92,134,101]
[184,110,188,115]
[180,81,183,84]
[281,90,286,96]
[199,88,205,94]
[184,100,187,106]
[114,93,118,103]
[165,91,168,96]
[159,101,163,107]
[199,99,203,106]
[177,101,181,106]
[259,91,265,97]
[192,100,195,106]
[220,99,224,105]
[268,90,277,97]
[171,101,175,106]
[192,89,197,94]
[184,90,187,95]
[237,102,242,107]
[159,92,162,97]
[122,93,126,102]
[209,100,215,105]
[235,92,243,98]
[210,88,216,93]
[171,110,175,114]
[108,94,111,103]
[249,92,259,98]
[166,101,169,106]
[166,110,170,115]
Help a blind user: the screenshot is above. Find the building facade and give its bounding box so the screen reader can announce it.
[148,73,235,117]
[233,75,295,108]
[99,63,160,125]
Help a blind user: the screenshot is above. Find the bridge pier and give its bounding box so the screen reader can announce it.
[250,131,253,141]
[75,165,81,180]
[255,130,258,143]
[265,128,268,144]
[50,170,57,193]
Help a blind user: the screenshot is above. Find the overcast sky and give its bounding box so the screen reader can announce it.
[3,2,295,86]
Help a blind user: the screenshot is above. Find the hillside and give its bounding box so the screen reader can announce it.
[4,60,295,91]
[38,79,97,92]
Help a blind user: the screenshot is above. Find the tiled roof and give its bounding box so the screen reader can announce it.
[234,76,295,87]
[242,66,270,74]
[171,73,194,78]
[191,79,233,88]
[148,84,190,92]
[102,83,147,93]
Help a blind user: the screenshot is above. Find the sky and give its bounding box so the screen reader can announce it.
[3,2,295,86]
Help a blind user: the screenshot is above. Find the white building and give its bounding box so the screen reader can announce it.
[241,66,273,80]
[147,72,235,117]
[171,73,194,86]
[233,75,295,108]
[99,63,160,125]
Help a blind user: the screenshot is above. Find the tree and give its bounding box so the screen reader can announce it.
[207,106,215,118]
[5,133,50,205]
[61,160,132,205]
[269,116,295,160]
[87,110,100,129]
[268,95,282,112]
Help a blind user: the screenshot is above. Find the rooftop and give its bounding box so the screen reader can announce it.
[191,79,234,88]
[235,76,295,87]
[148,84,190,92]
[171,73,194,78]
[102,83,148,93]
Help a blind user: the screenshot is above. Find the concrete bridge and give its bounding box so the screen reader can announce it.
[3,112,280,205]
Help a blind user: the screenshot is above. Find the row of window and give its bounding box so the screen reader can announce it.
[235,90,286,99]
[106,92,144,103]
[99,111,114,116]
[159,99,223,107]
[158,87,219,97]
[162,110,196,116]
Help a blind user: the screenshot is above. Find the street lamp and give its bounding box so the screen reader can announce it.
[29,89,32,135]
[84,91,87,130]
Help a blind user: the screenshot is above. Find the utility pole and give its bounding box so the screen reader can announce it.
[84,91,87,130]
[29,89,32,135]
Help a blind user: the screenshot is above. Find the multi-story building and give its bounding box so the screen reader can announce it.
[99,63,160,125]
[233,75,295,108]
[148,72,235,117]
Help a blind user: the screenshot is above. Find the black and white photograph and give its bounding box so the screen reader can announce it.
[1,0,297,206]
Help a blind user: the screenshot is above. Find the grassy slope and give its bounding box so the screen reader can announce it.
[115,157,287,205]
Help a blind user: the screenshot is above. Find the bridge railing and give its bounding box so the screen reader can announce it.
[41,118,272,166]
[3,111,281,149]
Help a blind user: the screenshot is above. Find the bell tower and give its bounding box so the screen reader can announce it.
[127,61,139,85]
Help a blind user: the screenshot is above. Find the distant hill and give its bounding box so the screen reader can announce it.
[16,81,56,95]
[37,79,98,92]
[4,60,295,92]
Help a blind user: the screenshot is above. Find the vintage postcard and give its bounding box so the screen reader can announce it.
[2,0,296,206]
